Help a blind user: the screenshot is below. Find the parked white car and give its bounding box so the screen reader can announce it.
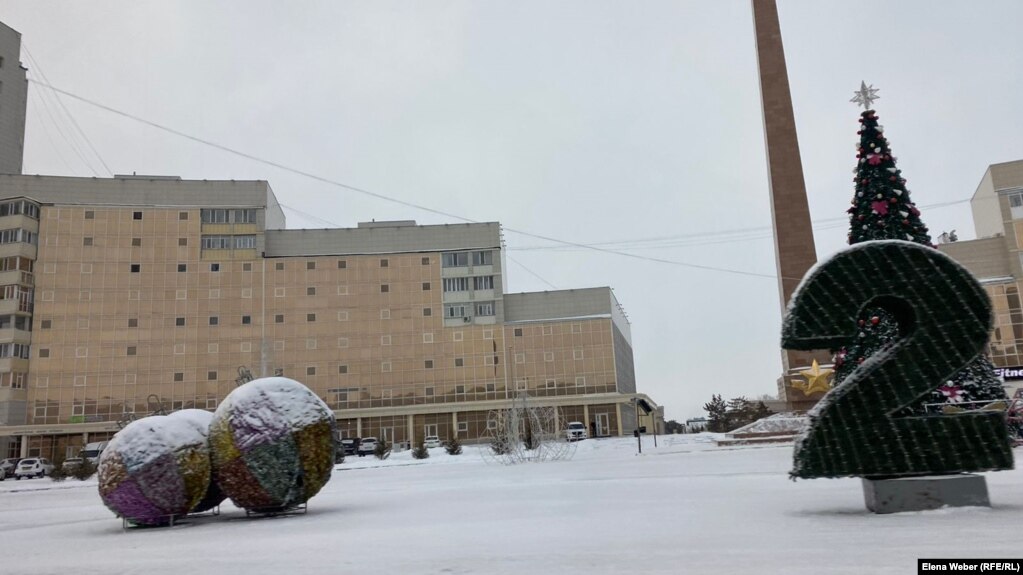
[357,437,378,457]
[62,457,85,472]
[566,421,588,441]
[14,458,55,479]
[424,435,441,448]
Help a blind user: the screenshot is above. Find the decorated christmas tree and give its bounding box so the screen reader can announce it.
[833,83,1007,413]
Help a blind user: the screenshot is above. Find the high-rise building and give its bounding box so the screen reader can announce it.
[0,21,28,175]
[938,159,1023,399]
[0,174,658,459]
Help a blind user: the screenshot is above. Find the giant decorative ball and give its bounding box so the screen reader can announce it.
[209,377,336,512]
[97,415,211,526]
[169,409,226,513]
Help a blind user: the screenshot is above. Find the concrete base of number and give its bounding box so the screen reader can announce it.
[861,474,990,514]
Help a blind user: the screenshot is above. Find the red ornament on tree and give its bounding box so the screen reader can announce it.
[870,316,880,325]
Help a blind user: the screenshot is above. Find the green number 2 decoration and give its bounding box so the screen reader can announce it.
[782,240,1014,479]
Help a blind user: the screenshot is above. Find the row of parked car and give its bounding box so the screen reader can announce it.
[337,435,444,458]
[0,457,56,480]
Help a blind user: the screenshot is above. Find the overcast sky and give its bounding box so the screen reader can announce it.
[2,1,1022,421]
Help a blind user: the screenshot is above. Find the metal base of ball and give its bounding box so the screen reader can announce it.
[861,474,990,514]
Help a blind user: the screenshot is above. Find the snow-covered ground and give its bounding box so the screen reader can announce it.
[3,434,1021,574]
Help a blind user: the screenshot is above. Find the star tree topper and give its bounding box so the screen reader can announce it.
[792,359,834,395]
[850,81,880,110]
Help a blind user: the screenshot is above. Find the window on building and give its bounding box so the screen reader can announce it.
[128,318,138,327]
[424,360,433,369]
[39,348,49,358]
[242,315,251,325]
[306,261,316,270]
[307,313,316,322]
[201,209,229,223]
[457,422,468,433]
[174,373,184,382]
[421,257,430,265]
[131,237,142,247]
[514,328,522,337]
[127,346,137,356]
[209,316,219,326]
[380,259,389,268]
[41,319,52,329]
[425,387,434,396]
[175,317,185,326]
[232,209,257,223]
[381,284,389,293]
[83,237,93,246]
[133,211,143,220]
[442,252,469,267]
[201,235,231,250]
[473,276,494,290]
[443,277,469,292]
[455,358,464,367]
[130,264,140,273]
[307,367,316,376]
[84,210,94,219]
[179,211,189,220]
[208,371,217,381]
[307,287,316,296]
[234,235,256,249]
[423,307,432,316]
[445,304,467,319]
[178,238,187,246]
[455,385,465,394]
[476,302,495,316]
[275,314,284,323]
[177,264,187,272]
[210,263,220,272]
[472,250,493,266]
[337,259,347,269]
[275,262,285,271]
[422,282,431,291]
[339,365,348,374]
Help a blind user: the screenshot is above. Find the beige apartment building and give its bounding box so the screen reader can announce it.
[938,159,1023,399]
[0,174,658,459]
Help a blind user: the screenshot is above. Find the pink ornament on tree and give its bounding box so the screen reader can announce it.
[871,200,889,216]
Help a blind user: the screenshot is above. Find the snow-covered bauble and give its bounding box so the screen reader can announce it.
[209,377,337,512]
[97,415,212,526]
[169,409,225,513]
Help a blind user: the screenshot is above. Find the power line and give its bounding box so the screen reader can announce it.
[23,45,113,176]
[506,255,558,289]
[25,79,970,283]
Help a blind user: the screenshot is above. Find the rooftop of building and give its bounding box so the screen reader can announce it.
[0,174,280,209]
[264,221,502,256]
[503,287,632,342]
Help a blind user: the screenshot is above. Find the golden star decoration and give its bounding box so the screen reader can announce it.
[792,360,834,395]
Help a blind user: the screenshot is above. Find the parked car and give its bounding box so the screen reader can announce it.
[424,435,441,449]
[339,437,361,456]
[0,457,22,480]
[566,421,588,442]
[80,441,109,464]
[62,457,84,472]
[14,458,55,479]
[357,437,378,457]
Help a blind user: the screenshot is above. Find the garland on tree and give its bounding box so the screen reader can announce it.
[832,110,1007,413]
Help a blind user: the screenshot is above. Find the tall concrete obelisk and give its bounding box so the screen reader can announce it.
[751,0,830,409]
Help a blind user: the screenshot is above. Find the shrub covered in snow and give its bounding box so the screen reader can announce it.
[411,440,430,459]
[97,415,211,526]
[209,377,337,512]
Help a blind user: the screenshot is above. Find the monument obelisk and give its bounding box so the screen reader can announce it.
[751,0,831,409]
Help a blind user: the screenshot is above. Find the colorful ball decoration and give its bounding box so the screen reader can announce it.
[97,415,212,525]
[209,377,337,512]
[169,409,226,513]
